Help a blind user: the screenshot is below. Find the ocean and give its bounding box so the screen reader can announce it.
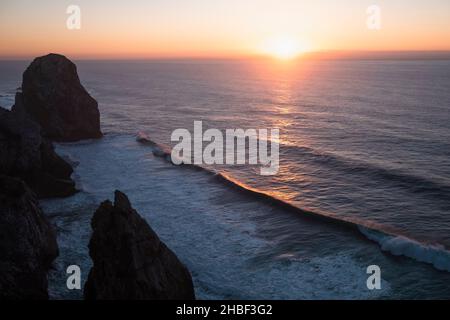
[1,58,450,299]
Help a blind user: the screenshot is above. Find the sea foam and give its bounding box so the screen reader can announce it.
[359,226,450,272]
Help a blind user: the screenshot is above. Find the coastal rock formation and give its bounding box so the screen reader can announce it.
[0,103,77,198]
[13,53,102,142]
[84,191,195,300]
[0,175,59,299]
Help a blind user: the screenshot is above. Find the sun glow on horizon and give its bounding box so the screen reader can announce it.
[261,36,311,60]
[1,1,450,59]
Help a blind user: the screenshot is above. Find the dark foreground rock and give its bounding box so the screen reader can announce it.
[84,191,195,300]
[0,175,59,299]
[14,53,102,142]
[0,104,77,198]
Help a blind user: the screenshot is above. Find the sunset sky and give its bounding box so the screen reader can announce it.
[1,0,450,59]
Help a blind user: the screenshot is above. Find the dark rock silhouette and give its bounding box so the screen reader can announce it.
[13,53,102,142]
[0,175,59,299]
[0,103,77,198]
[84,191,195,300]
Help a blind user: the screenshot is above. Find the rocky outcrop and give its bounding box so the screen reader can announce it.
[13,53,102,142]
[84,191,195,300]
[0,175,59,299]
[0,103,77,198]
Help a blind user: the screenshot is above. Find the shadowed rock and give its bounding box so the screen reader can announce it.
[0,175,59,299]
[84,191,195,300]
[13,53,102,142]
[0,103,77,198]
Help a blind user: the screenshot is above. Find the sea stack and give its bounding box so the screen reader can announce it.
[0,175,59,299]
[14,53,102,142]
[84,191,196,300]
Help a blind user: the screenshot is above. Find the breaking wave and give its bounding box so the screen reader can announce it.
[359,226,450,272]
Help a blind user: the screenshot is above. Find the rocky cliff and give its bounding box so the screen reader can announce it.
[0,175,59,299]
[0,103,77,198]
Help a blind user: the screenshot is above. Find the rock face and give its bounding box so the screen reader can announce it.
[84,191,195,300]
[0,175,59,299]
[14,53,102,142]
[0,103,77,198]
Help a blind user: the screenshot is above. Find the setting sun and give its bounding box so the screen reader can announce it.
[261,36,309,60]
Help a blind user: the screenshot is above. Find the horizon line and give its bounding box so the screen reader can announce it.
[2,50,450,61]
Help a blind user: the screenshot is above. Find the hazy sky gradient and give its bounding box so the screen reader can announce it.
[1,0,450,58]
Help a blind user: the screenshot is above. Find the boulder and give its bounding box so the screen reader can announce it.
[0,103,77,198]
[84,191,195,300]
[14,53,102,142]
[0,175,59,299]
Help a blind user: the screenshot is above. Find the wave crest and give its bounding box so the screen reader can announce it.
[359,226,450,272]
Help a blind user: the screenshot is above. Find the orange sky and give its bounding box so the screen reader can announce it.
[1,0,450,59]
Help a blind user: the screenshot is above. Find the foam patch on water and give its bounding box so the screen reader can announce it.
[42,192,98,299]
[0,93,15,110]
[259,254,391,300]
[359,226,450,272]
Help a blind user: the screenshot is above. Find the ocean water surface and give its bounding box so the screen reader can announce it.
[1,59,449,299]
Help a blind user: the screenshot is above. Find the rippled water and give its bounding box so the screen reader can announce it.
[1,59,450,299]
[78,59,450,245]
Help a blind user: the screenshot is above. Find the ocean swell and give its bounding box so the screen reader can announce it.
[283,144,450,202]
[136,131,450,273]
